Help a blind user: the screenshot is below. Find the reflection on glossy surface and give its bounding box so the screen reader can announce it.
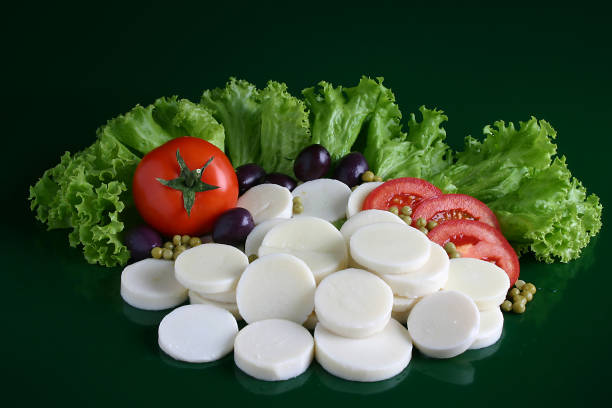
[521,235,598,325]
[32,228,121,302]
[412,353,475,386]
[315,362,411,394]
[159,348,232,370]
[234,364,313,395]
[459,329,504,363]
[530,233,597,289]
[411,309,506,384]
[122,303,173,327]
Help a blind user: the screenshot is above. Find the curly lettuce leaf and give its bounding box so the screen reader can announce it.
[154,97,225,150]
[362,80,405,172]
[201,79,311,176]
[488,157,602,263]
[303,77,452,180]
[431,118,601,263]
[367,105,452,180]
[29,134,138,266]
[302,77,384,161]
[99,96,224,154]
[259,81,311,176]
[431,118,557,201]
[30,97,225,267]
[201,78,262,167]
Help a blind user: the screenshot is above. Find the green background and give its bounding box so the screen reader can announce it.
[5,2,611,406]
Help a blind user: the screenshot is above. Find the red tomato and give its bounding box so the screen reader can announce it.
[133,137,238,237]
[362,177,443,212]
[411,194,500,229]
[428,219,520,286]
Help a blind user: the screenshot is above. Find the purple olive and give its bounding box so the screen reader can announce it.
[212,207,255,245]
[125,224,163,261]
[264,172,297,191]
[294,144,331,181]
[236,163,266,195]
[333,152,369,187]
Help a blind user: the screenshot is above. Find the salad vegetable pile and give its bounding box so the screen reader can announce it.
[28,97,225,266]
[29,77,602,267]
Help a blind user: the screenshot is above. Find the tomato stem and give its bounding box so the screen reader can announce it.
[156,149,219,216]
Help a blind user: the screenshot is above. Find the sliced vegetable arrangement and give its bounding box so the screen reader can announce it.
[29,77,601,268]
[27,75,604,385]
[117,155,518,382]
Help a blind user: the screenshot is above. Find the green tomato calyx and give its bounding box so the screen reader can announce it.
[157,149,219,216]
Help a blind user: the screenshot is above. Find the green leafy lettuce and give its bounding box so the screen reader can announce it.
[30,133,139,266]
[430,118,602,263]
[365,105,452,180]
[302,77,383,161]
[302,76,452,179]
[201,79,311,176]
[259,82,311,175]
[29,97,225,267]
[487,157,602,263]
[201,79,262,168]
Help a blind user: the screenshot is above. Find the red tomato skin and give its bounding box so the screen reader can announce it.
[428,219,520,286]
[411,194,501,230]
[362,177,443,211]
[133,137,238,237]
[467,241,520,285]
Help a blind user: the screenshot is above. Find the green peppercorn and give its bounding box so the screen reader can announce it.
[515,279,526,290]
[419,227,429,234]
[508,287,521,298]
[501,300,513,312]
[373,176,383,182]
[293,196,302,204]
[512,294,527,305]
[151,247,163,259]
[521,290,534,302]
[443,242,461,258]
[172,247,186,260]
[162,248,173,260]
[512,302,526,314]
[361,171,375,182]
[293,204,304,214]
[426,220,438,230]
[163,241,174,250]
[400,215,412,224]
[522,283,536,294]
[401,206,412,216]
[416,217,427,228]
[181,235,191,245]
[189,237,202,247]
[389,206,399,215]
[248,254,258,263]
[172,235,182,246]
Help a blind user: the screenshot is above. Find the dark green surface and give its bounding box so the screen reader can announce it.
[6,2,611,407]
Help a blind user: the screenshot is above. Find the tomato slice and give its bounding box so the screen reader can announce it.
[428,219,520,286]
[411,194,500,229]
[362,177,443,212]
